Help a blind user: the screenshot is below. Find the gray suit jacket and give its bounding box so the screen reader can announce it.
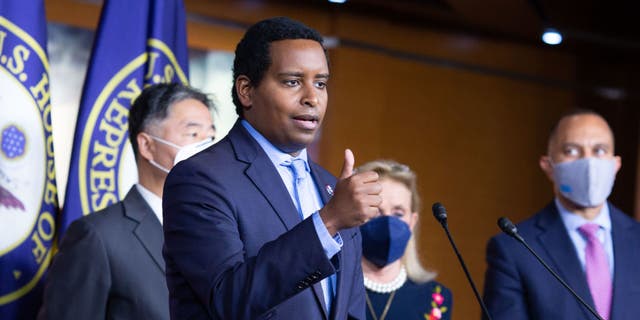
[38,187,168,320]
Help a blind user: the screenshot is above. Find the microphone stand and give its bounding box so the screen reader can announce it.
[498,217,604,320]
[433,203,493,320]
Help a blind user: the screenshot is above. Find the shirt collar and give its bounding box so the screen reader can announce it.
[135,184,163,225]
[556,197,611,232]
[241,119,309,167]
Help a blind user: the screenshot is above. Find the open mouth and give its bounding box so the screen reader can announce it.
[292,114,319,130]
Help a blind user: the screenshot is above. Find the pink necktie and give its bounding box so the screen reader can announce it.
[578,223,612,319]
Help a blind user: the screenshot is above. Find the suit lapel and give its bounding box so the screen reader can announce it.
[309,161,335,205]
[536,204,595,318]
[610,204,637,318]
[246,160,302,230]
[123,187,165,273]
[230,122,301,230]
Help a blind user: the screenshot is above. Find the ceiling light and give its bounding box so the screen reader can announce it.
[328,0,347,3]
[542,28,562,45]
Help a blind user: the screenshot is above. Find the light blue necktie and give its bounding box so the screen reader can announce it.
[283,158,335,313]
[289,158,312,219]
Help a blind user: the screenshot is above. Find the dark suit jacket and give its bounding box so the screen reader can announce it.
[483,202,640,320]
[163,121,366,320]
[38,187,168,320]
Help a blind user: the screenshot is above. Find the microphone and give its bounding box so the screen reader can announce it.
[432,202,447,225]
[497,217,604,320]
[497,217,523,242]
[432,202,493,320]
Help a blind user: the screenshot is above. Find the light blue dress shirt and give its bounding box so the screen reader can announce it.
[241,120,341,311]
[557,198,614,278]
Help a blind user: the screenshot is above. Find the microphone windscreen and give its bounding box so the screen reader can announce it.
[431,202,447,223]
[498,217,518,237]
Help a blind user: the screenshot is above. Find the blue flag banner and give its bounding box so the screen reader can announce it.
[0,0,59,318]
[61,0,189,237]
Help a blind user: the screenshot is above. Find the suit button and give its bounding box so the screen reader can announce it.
[297,280,308,289]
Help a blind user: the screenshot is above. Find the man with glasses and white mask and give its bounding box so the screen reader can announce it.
[39,83,215,320]
[483,109,640,320]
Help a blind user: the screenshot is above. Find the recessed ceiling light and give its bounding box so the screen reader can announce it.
[542,28,563,45]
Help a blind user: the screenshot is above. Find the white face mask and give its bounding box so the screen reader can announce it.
[148,135,215,172]
[148,159,170,174]
[552,157,617,207]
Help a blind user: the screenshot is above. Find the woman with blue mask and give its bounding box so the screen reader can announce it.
[358,160,452,320]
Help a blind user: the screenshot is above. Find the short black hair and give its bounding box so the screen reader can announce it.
[231,16,326,117]
[128,83,214,158]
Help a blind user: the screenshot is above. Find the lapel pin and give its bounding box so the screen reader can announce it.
[325,185,334,197]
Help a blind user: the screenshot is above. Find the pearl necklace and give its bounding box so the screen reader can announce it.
[364,266,407,293]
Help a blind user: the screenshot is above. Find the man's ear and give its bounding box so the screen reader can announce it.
[137,132,154,162]
[235,75,252,109]
[539,155,554,181]
[614,155,622,174]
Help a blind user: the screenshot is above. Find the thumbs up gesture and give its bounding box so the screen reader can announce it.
[320,149,382,236]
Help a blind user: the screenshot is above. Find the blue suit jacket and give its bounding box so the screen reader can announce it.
[163,121,366,320]
[483,202,640,320]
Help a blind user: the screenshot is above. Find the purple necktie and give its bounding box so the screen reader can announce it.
[578,223,612,319]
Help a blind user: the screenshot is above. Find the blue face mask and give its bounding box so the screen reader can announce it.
[360,215,412,268]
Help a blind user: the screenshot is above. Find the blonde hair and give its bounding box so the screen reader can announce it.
[356,159,436,284]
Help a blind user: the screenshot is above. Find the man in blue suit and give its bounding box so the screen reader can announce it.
[483,109,640,320]
[163,17,382,320]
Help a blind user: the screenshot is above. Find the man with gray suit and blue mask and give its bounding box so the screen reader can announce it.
[483,109,640,320]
